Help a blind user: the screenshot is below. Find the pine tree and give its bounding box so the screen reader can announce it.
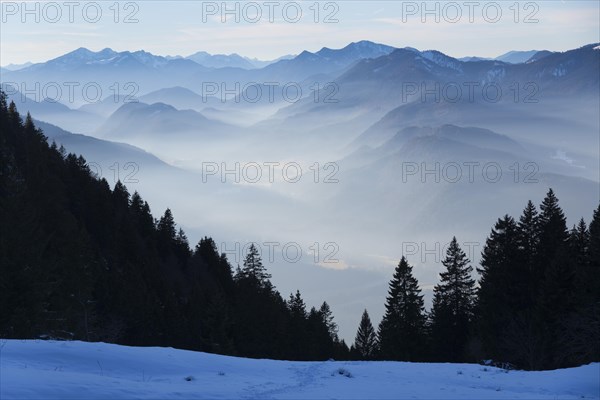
[476,215,521,362]
[536,189,573,368]
[174,228,191,262]
[334,339,350,360]
[496,199,546,369]
[569,219,590,302]
[586,205,600,301]
[305,306,331,359]
[194,237,233,293]
[237,243,272,290]
[319,301,338,340]
[378,256,426,361]
[536,189,569,277]
[569,219,589,262]
[286,290,310,359]
[129,191,155,237]
[157,208,177,240]
[176,228,189,247]
[430,237,476,362]
[516,200,539,305]
[560,215,599,366]
[288,290,307,319]
[112,181,130,208]
[354,309,378,360]
[23,112,40,138]
[7,101,21,127]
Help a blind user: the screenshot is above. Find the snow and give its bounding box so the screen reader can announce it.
[553,66,568,77]
[484,67,507,82]
[420,51,463,73]
[1,340,598,399]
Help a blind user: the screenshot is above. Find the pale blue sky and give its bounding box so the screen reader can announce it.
[1,0,599,65]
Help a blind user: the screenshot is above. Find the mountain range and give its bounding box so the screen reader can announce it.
[3,45,558,72]
[459,50,554,64]
[1,39,598,344]
[3,41,598,174]
[5,42,596,109]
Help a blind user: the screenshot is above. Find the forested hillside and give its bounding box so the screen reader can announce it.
[1,92,598,369]
[353,198,600,370]
[0,92,346,360]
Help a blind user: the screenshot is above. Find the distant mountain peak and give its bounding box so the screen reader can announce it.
[66,47,117,57]
[495,50,543,64]
[186,50,256,69]
[324,41,395,54]
[402,47,420,53]
[310,41,396,65]
[347,40,390,48]
[525,50,554,63]
[71,47,93,54]
[350,40,376,45]
[147,102,177,112]
[1,61,33,71]
[296,50,318,59]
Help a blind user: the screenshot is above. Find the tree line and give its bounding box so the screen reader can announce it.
[1,92,598,369]
[352,191,599,370]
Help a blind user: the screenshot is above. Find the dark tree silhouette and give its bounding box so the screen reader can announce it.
[378,256,426,361]
[354,310,378,360]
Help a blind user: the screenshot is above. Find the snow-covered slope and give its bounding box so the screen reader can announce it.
[1,340,598,399]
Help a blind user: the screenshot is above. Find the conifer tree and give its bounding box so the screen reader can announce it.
[476,215,520,361]
[569,219,589,263]
[112,181,130,207]
[569,219,591,303]
[238,243,272,290]
[194,237,234,292]
[288,290,307,319]
[354,309,378,360]
[535,190,573,367]
[559,215,599,366]
[129,191,155,236]
[516,200,539,301]
[305,306,330,359]
[157,208,177,240]
[494,199,546,369]
[319,301,338,340]
[586,205,600,301]
[176,228,189,247]
[430,237,476,362]
[536,189,569,277]
[378,256,426,361]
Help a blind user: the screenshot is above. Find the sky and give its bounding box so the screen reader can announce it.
[1,0,599,65]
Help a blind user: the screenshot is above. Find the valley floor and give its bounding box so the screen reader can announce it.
[0,340,598,399]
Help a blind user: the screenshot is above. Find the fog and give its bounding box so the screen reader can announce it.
[4,42,599,341]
